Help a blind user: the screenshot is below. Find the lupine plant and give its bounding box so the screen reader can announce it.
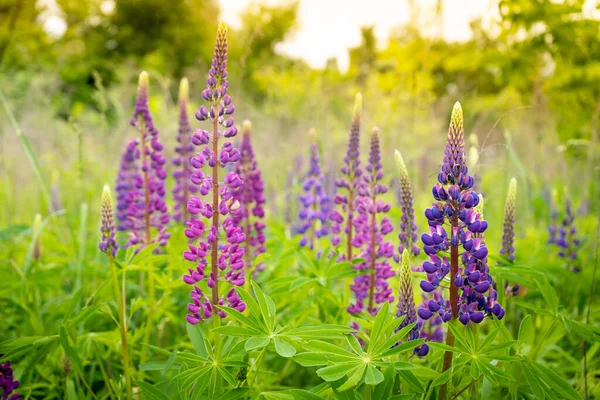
[297,129,330,249]
[233,120,266,276]
[348,127,395,317]
[115,71,170,250]
[396,249,429,356]
[393,150,420,258]
[548,193,582,272]
[182,22,247,324]
[416,103,504,399]
[501,178,520,295]
[330,93,362,260]
[172,77,197,223]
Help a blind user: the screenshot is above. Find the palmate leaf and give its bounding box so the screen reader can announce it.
[136,381,169,400]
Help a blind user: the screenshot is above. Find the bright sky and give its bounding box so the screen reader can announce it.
[220,0,497,71]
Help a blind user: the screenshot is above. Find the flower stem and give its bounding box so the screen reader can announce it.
[440,209,459,400]
[109,257,132,400]
[211,105,220,307]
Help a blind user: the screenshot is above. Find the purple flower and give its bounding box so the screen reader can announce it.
[116,71,170,250]
[0,360,22,400]
[297,129,330,249]
[396,250,429,356]
[417,103,504,325]
[330,93,363,260]
[550,195,581,272]
[172,78,198,223]
[394,150,420,258]
[348,127,395,317]
[233,120,266,274]
[500,178,520,295]
[99,186,119,257]
[183,22,246,324]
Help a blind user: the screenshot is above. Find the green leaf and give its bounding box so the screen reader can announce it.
[186,323,208,357]
[284,389,324,400]
[252,282,276,333]
[532,362,583,400]
[285,325,354,340]
[379,339,425,358]
[396,370,424,392]
[245,336,271,351]
[293,352,328,367]
[367,302,390,352]
[364,365,384,385]
[373,322,418,356]
[213,325,261,337]
[373,365,395,399]
[337,365,366,391]
[522,363,546,400]
[291,277,317,290]
[274,337,297,358]
[317,362,361,381]
[136,381,168,400]
[345,334,363,355]
[58,325,83,374]
[430,369,452,387]
[302,341,357,359]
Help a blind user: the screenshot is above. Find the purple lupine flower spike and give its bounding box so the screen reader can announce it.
[501,179,520,295]
[552,194,581,272]
[394,150,420,259]
[183,22,246,325]
[417,102,504,326]
[330,93,363,260]
[233,120,266,275]
[99,185,119,257]
[396,249,429,356]
[172,78,197,223]
[116,71,170,250]
[297,129,330,249]
[0,359,22,400]
[348,127,395,317]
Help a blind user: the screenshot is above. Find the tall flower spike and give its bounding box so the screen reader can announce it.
[552,194,581,272]
[183,22,247,325]
[233,120,266,275]
[0,360,21,400]
[100,186,119,257]
[116,71,170,250]
[396,249,429,356]
[501,178,519,296]
[394,150,420,258]
[418,102,504,326]
[330,93,363,260]
[297,129,330,249]
[172,77,197,223]
[348,127,395,317]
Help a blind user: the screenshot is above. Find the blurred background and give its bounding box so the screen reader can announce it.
[1,0,599,228]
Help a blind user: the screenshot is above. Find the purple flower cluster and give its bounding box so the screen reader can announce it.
[233,120,266,274]
[297,129,330,249]
[348,128,395,316]
[549,196,581,272]
[417,103,504,326]
[99,186,118,257]
[0,360,21,400]
[172,78,198,223]
[330,94,363,260]
[396,250,429,356]
[115,71,170,249]
[182,22,247,324]
[394,150,420,258]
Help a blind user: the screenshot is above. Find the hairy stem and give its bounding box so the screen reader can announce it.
[211,107,220,307]
[109,258,132,400]
[440,208,459,400]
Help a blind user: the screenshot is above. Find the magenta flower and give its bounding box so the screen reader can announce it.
[182,22,247,324]
[348,127,395,317]
[115,71,170,250]
[233,120,266,275]
[330,93,363,260]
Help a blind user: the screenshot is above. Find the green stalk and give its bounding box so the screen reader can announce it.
[110,257,132,400]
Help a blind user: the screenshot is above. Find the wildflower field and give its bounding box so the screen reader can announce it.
[1,1,600,399]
